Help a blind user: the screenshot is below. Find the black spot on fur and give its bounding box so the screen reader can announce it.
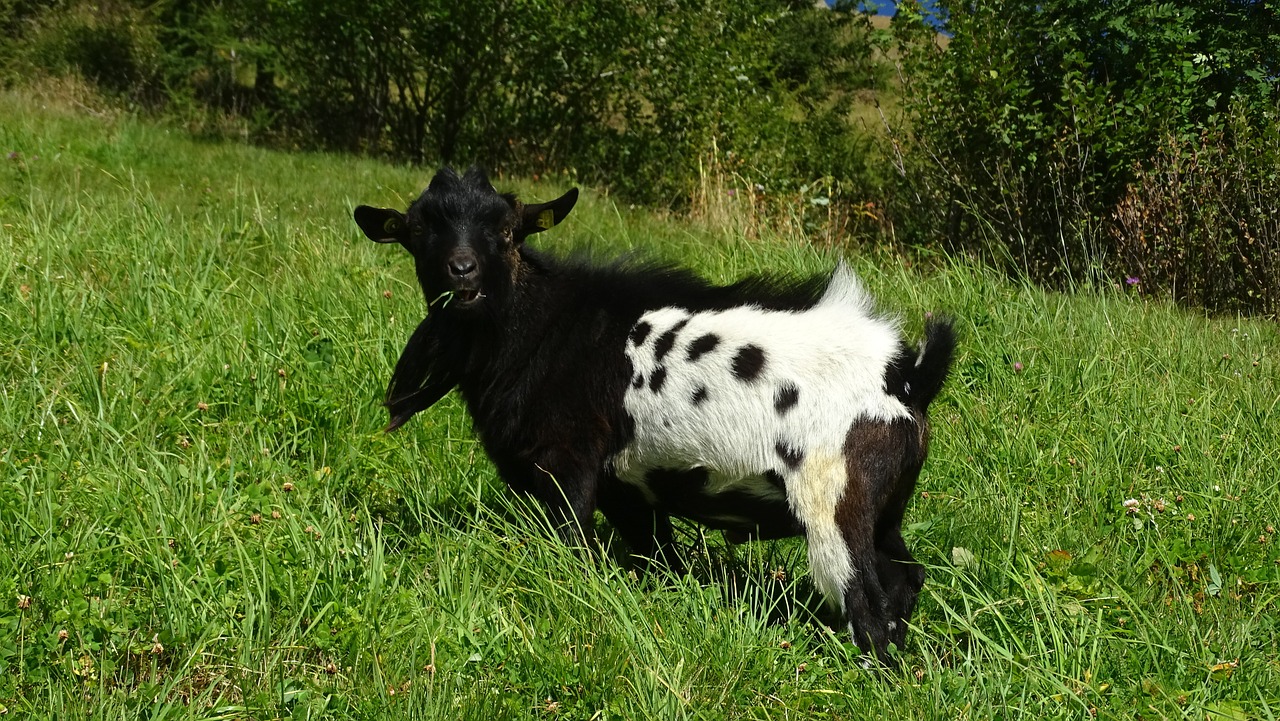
[629,321,652,346]
[764,470,786,489]
[631,373,644,389]
[691,386,709,405]
[649,367,667,393]
[774,383,799,414]
[775,441,803,470]
[686,333,721,362]
[732,345,766,382]
[653,319,688,362]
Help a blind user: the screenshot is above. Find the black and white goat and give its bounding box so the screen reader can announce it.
[354,167,955,659]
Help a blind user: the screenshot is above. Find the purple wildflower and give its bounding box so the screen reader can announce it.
[1125,276,1140,286]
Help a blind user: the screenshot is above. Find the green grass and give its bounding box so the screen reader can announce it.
[2,88,1279,719]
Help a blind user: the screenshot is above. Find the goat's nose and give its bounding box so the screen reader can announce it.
[448,255,477,278]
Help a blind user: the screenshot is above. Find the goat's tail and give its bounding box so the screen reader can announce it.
[904,319,956,414]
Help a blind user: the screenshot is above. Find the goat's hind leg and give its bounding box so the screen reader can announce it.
[875,526,924,649]
[869,427,928,650]
[839,417,926,661]
[804,519,895,661]
[839,537,897,661]
[791,454,895,661]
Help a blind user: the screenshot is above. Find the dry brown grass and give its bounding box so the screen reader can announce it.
[689,140,894,249]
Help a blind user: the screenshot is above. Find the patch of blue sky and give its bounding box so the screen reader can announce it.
[843,0,949,29]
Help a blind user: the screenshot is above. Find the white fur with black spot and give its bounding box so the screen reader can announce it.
[610,264,909,604]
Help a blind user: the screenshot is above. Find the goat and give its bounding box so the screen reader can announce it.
[353,167,955,660]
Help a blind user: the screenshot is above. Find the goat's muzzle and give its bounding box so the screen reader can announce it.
[442,250,484,306]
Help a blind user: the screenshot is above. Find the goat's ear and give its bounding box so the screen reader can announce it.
[354,205,409,244]
[519,188,579,238]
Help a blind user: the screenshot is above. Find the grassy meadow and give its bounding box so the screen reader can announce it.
[2,90,1279,719]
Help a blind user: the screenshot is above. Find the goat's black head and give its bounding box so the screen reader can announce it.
[354,167,578,312]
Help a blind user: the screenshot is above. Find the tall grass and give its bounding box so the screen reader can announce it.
[2,90,1278,719]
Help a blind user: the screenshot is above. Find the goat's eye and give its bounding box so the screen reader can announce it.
[412,222,425,236]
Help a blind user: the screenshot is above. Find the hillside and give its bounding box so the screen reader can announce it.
[2,90,1278,719]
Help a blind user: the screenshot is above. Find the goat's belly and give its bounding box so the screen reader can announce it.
[627,467,804,540]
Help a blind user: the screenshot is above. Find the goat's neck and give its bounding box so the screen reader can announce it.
[465,260,556,372]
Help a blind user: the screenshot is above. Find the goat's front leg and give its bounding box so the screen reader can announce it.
[493,459,586,546]
[598,479,680,575]
[535,476,598,548]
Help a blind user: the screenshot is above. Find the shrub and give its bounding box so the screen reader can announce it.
[689,2,896,242]
[6,0,897,216]
[10,2,164,105]
[0,0,56,77]
[894,0,1279,298]
[1111,110,1280,315]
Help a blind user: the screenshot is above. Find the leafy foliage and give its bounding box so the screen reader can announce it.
[1110,113,1280,314]
[2,0,892,209]
[894,0,1279,309]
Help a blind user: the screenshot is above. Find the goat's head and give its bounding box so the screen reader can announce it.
[354,167,578,312]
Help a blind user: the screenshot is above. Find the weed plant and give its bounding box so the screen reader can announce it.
[2,92,1278,719]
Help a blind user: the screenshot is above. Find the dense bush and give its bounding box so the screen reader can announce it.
[1,0,888,208]
[893,0,1279,311]
[1111,112,1280,315]
[3,2,162,104]
[0,1,56,68]
[700,2,893,232]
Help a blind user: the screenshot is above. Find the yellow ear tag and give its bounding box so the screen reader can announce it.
[383,217,403,235]
[537,209,555,230]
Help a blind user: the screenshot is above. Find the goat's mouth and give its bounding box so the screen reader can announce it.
[452,287,485,306]
[427,286,486,310]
